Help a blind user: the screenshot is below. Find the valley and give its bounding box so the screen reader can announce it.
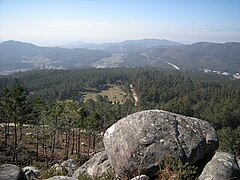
[1,40,240,75]
[1,0,240,179]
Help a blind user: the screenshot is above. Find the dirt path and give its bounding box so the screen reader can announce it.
[130,84,138,106]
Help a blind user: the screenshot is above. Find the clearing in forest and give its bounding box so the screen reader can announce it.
[83,84,130,104]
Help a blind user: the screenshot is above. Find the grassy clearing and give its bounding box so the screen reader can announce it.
[83,85,130,104]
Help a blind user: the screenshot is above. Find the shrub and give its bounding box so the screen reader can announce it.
[158,157,198,180]
[41,168,64,179]
[78,168,116,180]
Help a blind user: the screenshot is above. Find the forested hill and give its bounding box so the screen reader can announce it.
[1,68,239,129]
[0,67,240,168]
[145,42,240,72]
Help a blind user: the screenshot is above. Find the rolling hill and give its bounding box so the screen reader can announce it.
[0,40,111,72]
[0,40,239,73]
[145,42,240,72]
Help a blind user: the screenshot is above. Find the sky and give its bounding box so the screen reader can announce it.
[0,0,240,45]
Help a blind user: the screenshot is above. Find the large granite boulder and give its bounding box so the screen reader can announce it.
[104,110,218,178]
[0,164,27,180]
[199,152,240,180]
[72,150,111,178]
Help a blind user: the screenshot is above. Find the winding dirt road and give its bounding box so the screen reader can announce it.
[130,84,138,106]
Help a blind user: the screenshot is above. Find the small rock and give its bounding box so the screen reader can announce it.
[25,171,38,180]
[22,166,40,180]
[61,159,80,176]
[131,175,150,180]
[50,163,64,175]
[73,150,112,178]
[0,164,27,180]
[199,152,240,180]
[46,176,77,180]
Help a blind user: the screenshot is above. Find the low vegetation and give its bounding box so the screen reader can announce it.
[83,84,131,104]
[158,157,198,180]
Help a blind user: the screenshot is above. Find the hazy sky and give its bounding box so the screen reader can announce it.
[0,0,240,45]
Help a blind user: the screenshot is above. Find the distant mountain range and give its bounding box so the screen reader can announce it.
[0,39,239,74]
[0,40,110,72]
[62,39,182,52]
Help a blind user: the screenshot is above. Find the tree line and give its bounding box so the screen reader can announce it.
[0,67,239,167]
[0,84,135,166]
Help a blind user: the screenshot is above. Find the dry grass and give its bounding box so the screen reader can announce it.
[0,125,102,167]
[158,166,178,180]
[83,85,130,104]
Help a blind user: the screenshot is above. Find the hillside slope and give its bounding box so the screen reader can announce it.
[145,42,240,72]
[0,40,111,71]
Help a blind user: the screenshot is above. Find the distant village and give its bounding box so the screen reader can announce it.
[202,69,240,80]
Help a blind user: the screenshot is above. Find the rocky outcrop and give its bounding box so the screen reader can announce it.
[46,176,77,180]
[22,166,41,180]
[61,159,80,176]
[0,164,27,180]
[73,150,111,178]
[199,152,240,180]
[104,110,218,178]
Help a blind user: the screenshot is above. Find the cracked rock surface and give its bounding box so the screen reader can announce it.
[103,110,218,178]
